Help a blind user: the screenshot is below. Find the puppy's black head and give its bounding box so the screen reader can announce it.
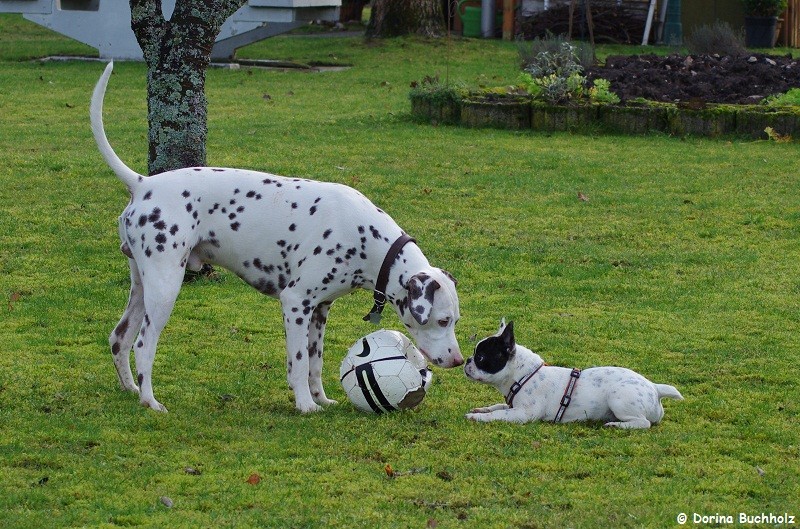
[472,321,515,374]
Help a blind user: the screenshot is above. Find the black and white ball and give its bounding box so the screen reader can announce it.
[340,330,433,414]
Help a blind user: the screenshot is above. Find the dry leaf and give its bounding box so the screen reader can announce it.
[160,496,174,508]
[578,192,589,202]
[246,473,261,485]
[8,292,21,311]
[384,464,395,478]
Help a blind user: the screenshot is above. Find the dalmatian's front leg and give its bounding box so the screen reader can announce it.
[308,301,337,407]
[281,290,321,413]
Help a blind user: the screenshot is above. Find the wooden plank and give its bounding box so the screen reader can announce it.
[503,0,515,40]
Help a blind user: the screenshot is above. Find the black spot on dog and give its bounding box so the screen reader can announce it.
[313,246,322,255]
[153,220,166,231]
[138,215,147,227]
[246,190,256,198]
[170,224,179,236]
[111,342,120,355]
[137,373,144,385]
[296,352,303,361]
[291,202,298,209]
[369,226,381,240]
[143,190,152,200]
[155,233,167,244]
[309,206,317,216]
[323,229,332,239]
[114,318,129,338]
[228,213,236,220]
[185,203,193,213]
[296,317,304,325]
[289,224,296,231]
[182,190,191,198]
[230,222,240,231]
[277,240,287,247]
[145,247,152,257]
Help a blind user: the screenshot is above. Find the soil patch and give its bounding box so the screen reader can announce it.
[586,53,800,104]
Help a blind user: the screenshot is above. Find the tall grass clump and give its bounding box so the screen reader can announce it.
[685,21,747,56]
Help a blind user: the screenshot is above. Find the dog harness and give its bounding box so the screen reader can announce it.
[363,234,416,324]
[505,364,582,423]
[505,360,544,407]
[554,368,582,423]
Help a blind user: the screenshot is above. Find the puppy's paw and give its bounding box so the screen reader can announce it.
[465,412,492,422]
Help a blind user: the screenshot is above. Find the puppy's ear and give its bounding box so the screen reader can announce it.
[500,320,515,355]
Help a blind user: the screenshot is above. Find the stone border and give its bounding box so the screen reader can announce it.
[409,94,800,140]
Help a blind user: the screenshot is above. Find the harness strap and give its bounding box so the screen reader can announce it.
[554,368,582,422]
[505,360,545,407]
[363,234,416,324]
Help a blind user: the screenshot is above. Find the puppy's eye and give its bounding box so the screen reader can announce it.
[437,318,450,328]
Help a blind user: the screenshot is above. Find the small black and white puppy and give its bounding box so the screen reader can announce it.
[464,320,683,429]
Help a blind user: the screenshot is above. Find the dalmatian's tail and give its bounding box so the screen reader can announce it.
[90,61,144,192]
[655,384,684,401]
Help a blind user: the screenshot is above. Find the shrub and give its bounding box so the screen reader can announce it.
[762,88,800,106]
[517,33,595,72]
[685,21,746,56]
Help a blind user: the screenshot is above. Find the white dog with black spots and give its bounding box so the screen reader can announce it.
[91,63,463,414]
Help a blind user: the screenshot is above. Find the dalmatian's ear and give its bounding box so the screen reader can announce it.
[440,269,458,287]
[406,272,440,326]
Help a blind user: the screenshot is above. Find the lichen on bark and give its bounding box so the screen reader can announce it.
[129,0,246,175]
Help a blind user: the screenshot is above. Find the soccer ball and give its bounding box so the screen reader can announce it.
[340,330,433,414]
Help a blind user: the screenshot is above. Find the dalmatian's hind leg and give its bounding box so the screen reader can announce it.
[109,257,144,394]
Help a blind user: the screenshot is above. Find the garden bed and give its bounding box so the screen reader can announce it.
[411,51,800,140]
[410,93,800,139]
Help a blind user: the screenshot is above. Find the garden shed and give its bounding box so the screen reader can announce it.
[0,0,342,59]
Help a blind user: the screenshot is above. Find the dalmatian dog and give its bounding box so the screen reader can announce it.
[464,320,683,429]
[91,63,463,414]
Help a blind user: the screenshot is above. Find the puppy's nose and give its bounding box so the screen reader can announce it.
[451,352,464,367]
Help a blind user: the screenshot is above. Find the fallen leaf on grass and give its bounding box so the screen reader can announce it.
[384,464,395,478]
[8,292,21,311]
[184,466,202,476]
[160,496,174,508]
[436,470,453,482]
[246,473,261,485]
[578,192,589,202]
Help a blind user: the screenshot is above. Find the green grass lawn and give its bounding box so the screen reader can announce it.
[1,13,799,528]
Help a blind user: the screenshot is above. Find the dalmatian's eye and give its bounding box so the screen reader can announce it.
[437,318,450,328]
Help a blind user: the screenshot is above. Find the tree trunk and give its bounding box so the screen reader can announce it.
[366,0,445,38]
[129,0,246,175]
